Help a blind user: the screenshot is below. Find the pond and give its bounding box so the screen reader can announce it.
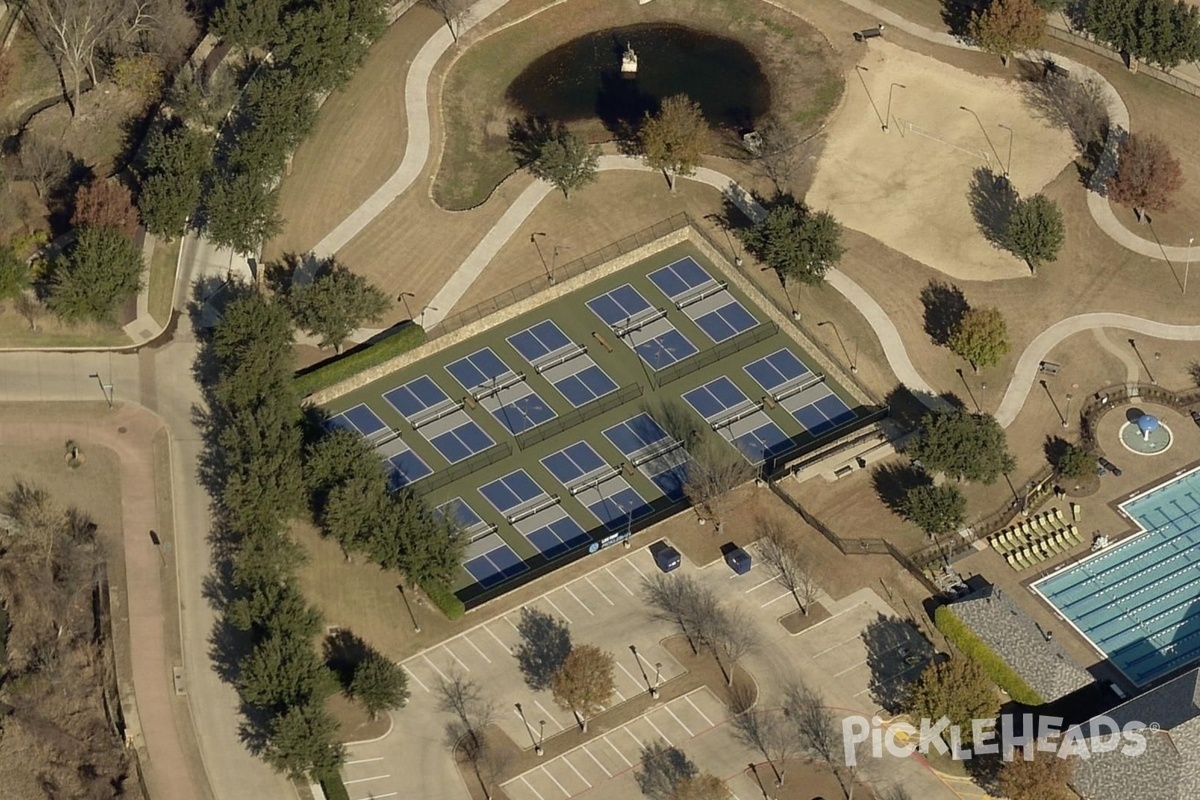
[505,23,771,132]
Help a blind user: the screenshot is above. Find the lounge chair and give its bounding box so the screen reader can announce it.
[990,535,1005,553]
[1055,507,1068,526]
[1025,546,1045,563]
[1020,521,1036,539]
[1005,529,1023,550]
[1006,553,1021,570]
[1072,502,1081,522]
[1035,515,1054,535]
[1014,550,1031,569]
[1054,531,1070,550]
[1067,524,1082,544]
[1045,537,1064,555]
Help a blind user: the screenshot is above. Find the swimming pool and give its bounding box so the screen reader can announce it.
[1033,467,1200,687]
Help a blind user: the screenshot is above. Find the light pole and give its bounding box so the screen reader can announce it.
[884,82,905,132]
[1186,236,1194,294]
[397,291,415,320]
[516,703,540,755]
[530,232,550,280]
[997,123,1014,180]
[538,720,546,756]
[630,644,656,697]
[654,662,663,694]
[817,320,856,373]
[855,65,885,131]
[959,106,1003,171]
[420,305,438,328]
[89,372,114,409]
[1063,393,1073,429]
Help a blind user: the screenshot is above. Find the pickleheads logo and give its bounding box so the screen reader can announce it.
[841,714,1150,765]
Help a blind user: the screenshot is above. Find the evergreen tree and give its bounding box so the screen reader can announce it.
[262,701,345,780]
[47,225,145,323]
[640,95,708,191]
[239,633,337,711]
[525,126,601,200]
[203,170,283,256]
[349,651,410,719]
[737,201,844,287]
[287,259,391,351]
[907,658,998,746]
[900,484,968,539]
[1005,194,1065,274]
[909,407,1016,484]
[137,123,213,239]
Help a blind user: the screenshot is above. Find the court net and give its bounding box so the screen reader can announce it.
[773,373,826,403]
[534,344,587,374]
[613,308,668,338]
[411,400,466,429]
[568,465,622,496]
[676,281,727,311]
[472,371,526,401]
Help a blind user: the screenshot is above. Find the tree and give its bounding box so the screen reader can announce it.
[525,126,600,200]
[72,178,139,239]
[424,0,471,42]
[275,0,388,93]
[437,672,496,751]
[227,580,322,641]
[637,742,699,800]
[909,408,1016,484]
[261,701,345,780]
[672,774,731,800]
[754,115,804,193]
[239,633,337,711]
[969,0,1047,66]
[14,293,45,331]
[551,645,615,732]
[1084,0,1141,59]
[137,123,213,239]
[737,201,843,287]
[1005,194,1065,274]
[1055,442,1097,479]
[1107,132,1185,221]
[24,0,129,115]
[755,516,820,615]
[784,680,856,799]
[706,605,757,686]
[640,94,708,191]
[0,245,30,301]
[642,573,716,655]
[203,170,283,255]
[514,608,573,691]
[948,306,1010,372]
[287,258,390,351]
[998,747,1076,800]
[212,0,285,47]
[900,484,967,540]
[17,133,71,199]
[48,225,145,323]
[683,436,755,534]
[907,658,998,746]
[733,710,802,788]
[350,651,409,719]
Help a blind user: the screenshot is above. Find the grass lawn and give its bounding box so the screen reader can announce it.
[148,236,181,327]
[0,299,130,348]
[3,27,63,117]
[435,0,843,209]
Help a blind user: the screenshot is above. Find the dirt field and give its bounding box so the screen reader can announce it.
[808,41,1076,281]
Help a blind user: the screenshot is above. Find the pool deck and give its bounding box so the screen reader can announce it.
[956,401,1200,694]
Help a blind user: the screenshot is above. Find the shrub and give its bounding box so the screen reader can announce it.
[934,605,1044,705]
[316,769,351,800]
[294,324,426,397]
[422,581,465,621]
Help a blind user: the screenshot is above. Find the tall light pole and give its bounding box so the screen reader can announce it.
[530,232,550,280]
[959,106,1003,171]
[420,305,438,328]
[884,83,905,132]
[538,720,546,756]
[89,372,114,409]
[1186,236,1194,294]
[997,123,1014,181]
[397,291,415,320]
[818,320,856,373]
[1063,393,1073,429]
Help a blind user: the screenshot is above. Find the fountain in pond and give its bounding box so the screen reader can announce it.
[621,42,638,75]
[1119,413,1174,455]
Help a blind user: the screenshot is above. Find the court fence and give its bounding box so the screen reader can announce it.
[650,321,779,389]
[427,214,692,340]
[513,383,643,450]
[416,441,512,494]
[1046,27,1200,100]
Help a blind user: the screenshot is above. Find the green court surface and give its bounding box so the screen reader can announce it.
[323,242,870,606]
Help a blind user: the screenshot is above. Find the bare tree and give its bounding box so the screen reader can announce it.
[2,481,64,566]
[756,515,821,616]
[437,671,496,752]
[17,134,71,199]
[683,435,755,533]
[24,0,132,115]
[706,605,757,687]
[636,740,698,800]
[424,0,470,42]
[754,115,805,193]
[733,709,802,793]
[15,293,46,332]
[783,679,871,800]
[642,573,710,654]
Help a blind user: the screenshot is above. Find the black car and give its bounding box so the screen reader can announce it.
[654,545,682,573]
[1192,409,1200,429]
[1099,456,1123,477]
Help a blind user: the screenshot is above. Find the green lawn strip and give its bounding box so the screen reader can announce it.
[934,605,1045,706]
[295,324,427,398]
[147,236,181,327]
[315,770,351,800]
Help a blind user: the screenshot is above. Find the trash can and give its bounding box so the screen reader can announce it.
[725,547,752,575]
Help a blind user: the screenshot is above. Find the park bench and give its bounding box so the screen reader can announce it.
[1039,360,1061,376]
[1044,59,1071,79]
[853,23,885,42]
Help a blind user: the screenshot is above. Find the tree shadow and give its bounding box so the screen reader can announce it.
[941,0,982,37]
[884,386,940,432]
[919,279,970,346]
[966,166,1017,249]
[513,608,572,691]
[862,613,936,713]
[324,629,371,690]
[1190,361,1200,387]
[595,68,659,139]
[871,462,932,515]
[507,114,558,169]
[1043,435,1071,470]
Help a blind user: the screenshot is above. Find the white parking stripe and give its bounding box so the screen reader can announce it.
[544,596,573,625]
[685,695,714,727]
[345,757,384,765]
[484,624,510,651]
[541,765,571,797]
[560,754,591,787]
[645,716,673,746]
[464,635,493,663]
[565,586,594,616]
[585,576,615,605]
[605,566,634,595]
[744,576,776,593]
[535,700,564,729]
[505,613,521,631]
[618,660,644,692]
[354,793,397,800]
[834,659,866,677]
[442,644,470,671]
[521,775,545,800]
[583,745,612,776]
[402,664,429,693]
[627,559,648,579]
[664,706,693,737]
[605,735,633,766]
[421,654,449,683]
[813,632,864,658]
[762,591,794,608]
[613,685,627,701]
[624,727,644,749]
[345,775,390,784]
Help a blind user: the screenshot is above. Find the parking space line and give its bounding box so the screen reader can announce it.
[354,793,397,800]
[812,632,864,658]
[541,765,571,797]
[605,735,632,766]
[560,754,591,788]
[505,613,521,631]
[605,566,634,595]
[645,716,673,746]
[521,775,545,800]
[345,774,390,784]
[685,695,714,727]
[441,645,470,671]
[744,576,776,593]
[402,664,429,693]
[565,586,594,616]
[762,591,793,608]
[664,706,693,737]
[624,727,644,749]
[544,596,573,625]
[345,757,384,765]
[627,559,648,580]
[484,624,511,652]
[583,745,612,776]
[463,635,493,663]
[535,700,564,729]
[834,659,866,677]
[797,601,868,637]
[585,575,615,605]
[613,685,627,702]
[421,654,450,683]
[618,661,644,692]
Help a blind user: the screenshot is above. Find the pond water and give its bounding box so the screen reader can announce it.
[505,23,771,131]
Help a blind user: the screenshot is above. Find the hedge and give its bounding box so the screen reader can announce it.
[316,769,350,800]
[423,581,465,621]
[934,605,1045,706]
[295,324,426,397]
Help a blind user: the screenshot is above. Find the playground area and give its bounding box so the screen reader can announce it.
[808,41,1076,281]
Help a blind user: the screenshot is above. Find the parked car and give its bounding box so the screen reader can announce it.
[1099,457,1123,477]
[725,547,752,575]
[654,545,682,573]
[1191,409,1200,429]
